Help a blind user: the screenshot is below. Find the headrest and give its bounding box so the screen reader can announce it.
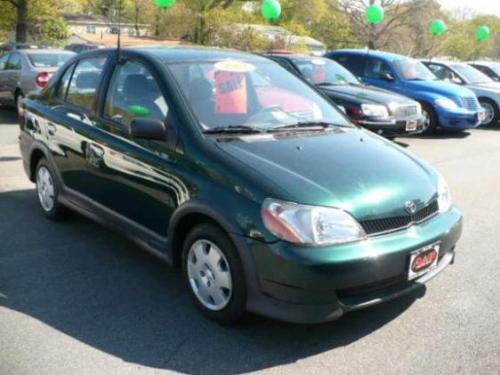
[75,71,100,90]
[123,74,152,98]
[189,78,213,101]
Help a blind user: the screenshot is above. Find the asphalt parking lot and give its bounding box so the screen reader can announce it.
[0,108,499,375]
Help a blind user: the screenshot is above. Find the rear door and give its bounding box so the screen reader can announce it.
[44,55,109,196]
[0,54,10,103]
[2,52,22,103]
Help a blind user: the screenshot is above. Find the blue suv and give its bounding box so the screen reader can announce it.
[326,50,485,134]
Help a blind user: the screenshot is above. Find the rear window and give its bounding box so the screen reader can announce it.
[27,53,73,68]
[331,54,366,77]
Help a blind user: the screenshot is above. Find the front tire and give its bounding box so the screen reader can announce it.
[479,98,499,126]
[182,223,247,324]
[15,91,24,117]
[420,102,438,135]
[35,159,66,220]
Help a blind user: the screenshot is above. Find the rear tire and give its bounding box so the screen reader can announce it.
[35,159,67,220]
[420,102,438,135]
[182,223,247,324]
[15,91,24,117]
[479,98,499,126]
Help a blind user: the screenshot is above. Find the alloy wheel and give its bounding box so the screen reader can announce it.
[421,108,431,131]
[481,102,495,125]
[187,239,232,311]
[37,166,55,212]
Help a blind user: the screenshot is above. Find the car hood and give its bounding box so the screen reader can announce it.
[467,82,500,96]
[319,83,415,106]
[216,129,438,221]
[405,80,475,98]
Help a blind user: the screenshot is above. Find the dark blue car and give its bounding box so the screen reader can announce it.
[326,50,485,134]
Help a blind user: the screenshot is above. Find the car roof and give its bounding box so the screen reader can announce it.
[75,45,271,64]
[421,59,463,66]
[467,61,500,67]
[21,49,75,55]
[263,52,326,61]
[329,49,408,61]
[136,45,270,63]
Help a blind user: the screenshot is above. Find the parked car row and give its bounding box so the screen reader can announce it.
[0,48,75,113]
[17,46,466,324]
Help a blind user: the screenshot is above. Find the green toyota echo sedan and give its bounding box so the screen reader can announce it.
[19,47,463,324]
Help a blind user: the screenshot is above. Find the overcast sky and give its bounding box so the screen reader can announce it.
[438,0,500,17]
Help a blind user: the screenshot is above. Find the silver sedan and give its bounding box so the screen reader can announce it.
[423,60,500,126]
[0,49,75,114]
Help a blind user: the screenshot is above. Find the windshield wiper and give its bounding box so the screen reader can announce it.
[203,125,265,134]
[316,82,343,86]
[269,121,349,132]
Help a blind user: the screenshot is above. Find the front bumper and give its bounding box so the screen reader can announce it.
[244,207,463,324]
[437,107,485,129]
[358,115,425,136]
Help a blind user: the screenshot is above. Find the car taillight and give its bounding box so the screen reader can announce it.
[36,72,51,88]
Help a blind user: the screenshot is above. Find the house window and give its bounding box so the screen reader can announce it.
[86,25,96,34]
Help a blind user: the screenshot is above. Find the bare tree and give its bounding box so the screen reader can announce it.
[339,0,426,49]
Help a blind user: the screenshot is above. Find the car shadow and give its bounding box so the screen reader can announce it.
[401,129,471,140]
[476,123,500,131]
[0,156,21,162]
[0,189,424,374]
[0,108,17,124]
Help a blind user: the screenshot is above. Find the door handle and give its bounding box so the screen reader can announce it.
[47,122,57,135]
[67,111,92,125]
[86,143,105,168]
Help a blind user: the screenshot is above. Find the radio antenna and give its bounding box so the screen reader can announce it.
[116,0,122,64]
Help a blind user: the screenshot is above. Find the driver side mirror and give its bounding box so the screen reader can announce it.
[130,118,167,141]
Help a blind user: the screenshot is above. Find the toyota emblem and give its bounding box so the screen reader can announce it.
[405,201,417,215]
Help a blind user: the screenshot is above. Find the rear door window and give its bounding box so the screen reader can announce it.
[0,54,9,70]
[66,57,107,111]
[5,53,21,70]
[57,63,76,99]
[333,55,365,77]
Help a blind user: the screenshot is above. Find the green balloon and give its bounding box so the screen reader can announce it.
[129,105,151,118]
[154,0,176,9]
[366,4,384,25]
[430,19,447,36]
[261,0,282,21]
[476,25,491,41]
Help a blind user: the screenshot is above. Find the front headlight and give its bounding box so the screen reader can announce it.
[261,198,366,246]
[415,102,422,115]
[435,98,458,110]
[361,104,389,117]
[437,175,453,213]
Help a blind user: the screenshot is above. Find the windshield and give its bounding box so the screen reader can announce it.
[451,64,492,84]
[167,59,351,130]
[394,58,437,81]
[491,64,500,75]
[292,57,359,85]
[28,53,73,68]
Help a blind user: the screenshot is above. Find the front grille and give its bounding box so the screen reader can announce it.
[392,104,418,118]
[360,200,439,235]
[462,96,480,111]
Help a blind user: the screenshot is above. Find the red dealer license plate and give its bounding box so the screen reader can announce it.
[408,243,440,280]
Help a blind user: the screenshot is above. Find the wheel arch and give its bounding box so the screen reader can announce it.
[167,201,245,268]
[29,147,47,182]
